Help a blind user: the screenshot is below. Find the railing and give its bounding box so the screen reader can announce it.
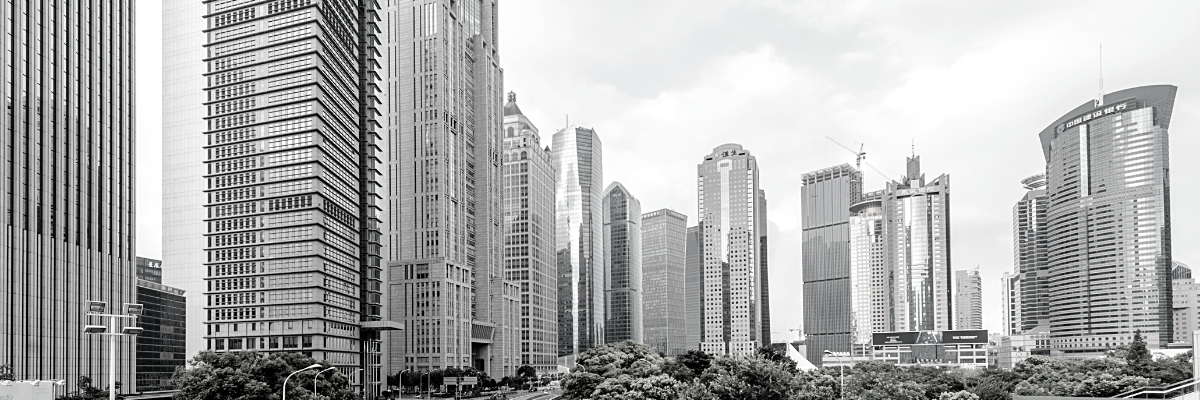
[1115,378,1196,398]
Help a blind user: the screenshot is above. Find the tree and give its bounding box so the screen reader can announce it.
[1126,330,1152,377]
[939,391,982,400]
[57,377,124,400]
[517,365,538,379]
[692,355,804,400]
[663,350,712,383]
[171,351,357,400]
[756,346,798,371]
[0,364,13,381]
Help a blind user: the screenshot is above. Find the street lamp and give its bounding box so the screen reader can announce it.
[315,367,338,398]
[823,350,845,400]
[83,301,142,400]
[283,364,322,400]
[395,369,408,399]
[420,372,429,399]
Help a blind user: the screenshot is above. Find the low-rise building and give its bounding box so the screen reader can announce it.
[871,330,989,368]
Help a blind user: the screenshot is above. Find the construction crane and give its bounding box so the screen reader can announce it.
[825,136,865,169]
[825,136,896,182]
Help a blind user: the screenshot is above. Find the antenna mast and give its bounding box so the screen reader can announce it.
[1096,44,1105,107]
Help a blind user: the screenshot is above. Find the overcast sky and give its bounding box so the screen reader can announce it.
[136,0,1200,337]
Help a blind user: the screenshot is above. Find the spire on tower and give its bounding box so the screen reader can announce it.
[1096,44,1105,108]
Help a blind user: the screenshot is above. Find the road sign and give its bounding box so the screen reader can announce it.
[87,301,106,314]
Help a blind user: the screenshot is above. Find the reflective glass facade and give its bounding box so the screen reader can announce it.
[698,144,766,356]
[1013,174,1049,333]
[202,0,384,391]
[641,209,688,356]
[0,0,136,393]
[1039,85,1176,356]
[954,270,981,330]
[501,93,558,372]
[135,280,186,392]
[801,164,861,365]
[553,126,604,357]
[683,225,701,353]
[848,193,887,345]
[383,0,516,379]
[603,182,641,344]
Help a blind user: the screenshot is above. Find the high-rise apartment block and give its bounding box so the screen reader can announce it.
[885,156,952,332]
[163,0,211,362]
[697,144,768,356]
[683,225,702,353]
[801,164,861,365]
[501,93,558,372]
[1039,85,1176,356]
[0,0,136,393]
[603,183,642,344]
[642,209,689,356]
[553,127,605,357]
[955,270,982,330]
[1013,174,1049,333]
[384,0,516,379]
[202,0,389,393]
[848,191,887,345]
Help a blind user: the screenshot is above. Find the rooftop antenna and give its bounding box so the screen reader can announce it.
[911,139,915,157]
[1096,44,1104,107]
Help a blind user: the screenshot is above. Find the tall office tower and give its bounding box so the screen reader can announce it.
[384,0,515,378]
[757,190,771,344]
[954,270,982,330]
[1040,85,1177,356]
[553,126,605,358]
[683,225,702,353]
[848,191,888,345]
[884,156,952,332]
[603,183,642,344]
[501,92,558,372]
[1013,174,1049,333]
[0,0,136,393]
[1172,262,1197,344]
[203,0,389,391]
[698,144,767,356]
[642,209,688,356]
[1001,271,1022,336]
[800,164,861,365]
[163,0,209,362]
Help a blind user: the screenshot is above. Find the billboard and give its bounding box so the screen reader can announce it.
[873,330,988,345]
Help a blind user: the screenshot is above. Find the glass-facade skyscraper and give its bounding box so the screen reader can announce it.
[642,209,688,356]
[501,92,558,373]
[0,0,136,393]
[884,156,952,332]
[1013,174,1049,334]
[698,144,767,356]
[848,191,887,345]
[201,0,387,394]
[553,126,605,358]
[603,182,642,344]
[383,0,517,379]
[683,225,701,353]
[955,269,982,330]
[1039,85,1176,356]
[801,164,861,365]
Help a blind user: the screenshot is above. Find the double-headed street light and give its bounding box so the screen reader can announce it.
[395,369,409,399]
[283,364,323,400]
[823,350,845,400]
[83,301,142,400]
[315,366,338,398]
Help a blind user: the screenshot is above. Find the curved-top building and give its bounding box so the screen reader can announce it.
[1039,85,1176,357]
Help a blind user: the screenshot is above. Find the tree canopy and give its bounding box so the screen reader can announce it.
[171,351,356,400]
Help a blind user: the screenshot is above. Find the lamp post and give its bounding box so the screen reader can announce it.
[83,301,142,400]
[420,372,429,399]
[283,364,322,400]
[314,366,338,398]
[395,369,408,399]
[823,350,845,400]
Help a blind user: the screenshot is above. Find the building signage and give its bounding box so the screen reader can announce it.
[1055,100,1137,134]
[873,330,989,345]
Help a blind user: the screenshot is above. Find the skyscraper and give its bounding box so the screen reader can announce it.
[603,182,642,344]
[698,144,767,356]
[202,0,389,393]
[162,0,210,362]
[955,270,982,330]
[1039,85,1176,356]
[758,190,771,345]
[801,164,861,365]
[553,126,605,358]
[848,191,888,345]
[1013,174,1049,333]
[383,0,516,378]
[0,0,136,393]
[683,225,702,353]
[1001,271,1022,336]
[884,156,951,332]
[642,209,688,356]
[501,92,558,372]
[1172,262,1197,345]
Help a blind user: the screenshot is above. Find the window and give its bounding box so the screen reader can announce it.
[212,83,256,101]
[267,102,313,120]
[268,40,313,60]
[268,9,313,28]
[213,8,255,28]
